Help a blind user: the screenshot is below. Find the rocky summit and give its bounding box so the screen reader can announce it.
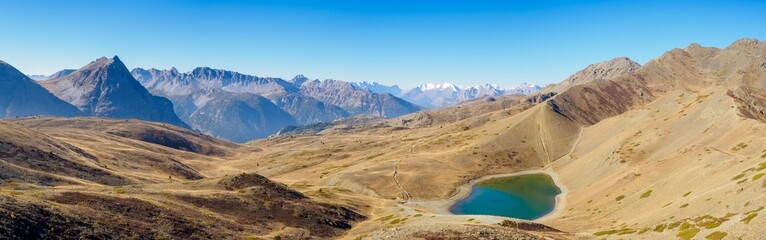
[41,56,188,128]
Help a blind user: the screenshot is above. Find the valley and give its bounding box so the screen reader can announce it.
[3,0,766,239]
[210,39,766,239]
[2,39,766,239]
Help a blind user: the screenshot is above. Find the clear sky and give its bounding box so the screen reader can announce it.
[1,0,764,88]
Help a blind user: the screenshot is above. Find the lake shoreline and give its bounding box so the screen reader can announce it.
[409,168,568,222]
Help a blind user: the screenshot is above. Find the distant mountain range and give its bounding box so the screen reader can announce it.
[130,67,422,142]
[7,56,542,143]
[128,66,542,140]
[354,81,542,108]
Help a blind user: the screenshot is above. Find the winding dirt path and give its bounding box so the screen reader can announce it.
[538,120,583,172]
[392,144,416,202]
[393,159,412,202]
[567,127,584,158]
[537,123,552,169]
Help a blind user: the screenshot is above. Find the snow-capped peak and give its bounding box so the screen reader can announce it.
[351,80,542,108]
[417,82,459,92]
[507,82,536,90]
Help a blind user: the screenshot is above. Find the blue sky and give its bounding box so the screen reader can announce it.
[1,0,764,88]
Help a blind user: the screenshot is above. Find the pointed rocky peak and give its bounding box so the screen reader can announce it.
[109,55,126,68]
[169,67,179,75]
[83,56,125,72]
[40,56,189,128]
[540,57,641,95]
[60,56,134,86]
[83,56,121,69]
[290,74,309,85]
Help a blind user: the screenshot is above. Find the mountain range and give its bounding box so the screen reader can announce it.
[9,56,542,143]
[129,66,543,141]
[4,39,766,239]
[243,38,766,239]
[354,81,542,108]
[129,67,423,142]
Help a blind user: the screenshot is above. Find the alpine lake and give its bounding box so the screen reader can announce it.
[450,173,562,220]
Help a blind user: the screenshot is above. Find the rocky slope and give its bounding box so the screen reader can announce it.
[540,57,641,95]
[234,39,766,239]
[299,79,422,117]
[0,60,81,118]
[41,57,188,128]
[186,91,296,143]
[268,92,350,124]
[132,67,418,141]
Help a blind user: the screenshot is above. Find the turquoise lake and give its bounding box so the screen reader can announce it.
[449,173,562,220]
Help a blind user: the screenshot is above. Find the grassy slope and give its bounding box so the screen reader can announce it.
[234,40,766,239]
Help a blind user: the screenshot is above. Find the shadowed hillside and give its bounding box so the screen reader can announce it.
[0,118,368,239]
[0,60,81,118]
